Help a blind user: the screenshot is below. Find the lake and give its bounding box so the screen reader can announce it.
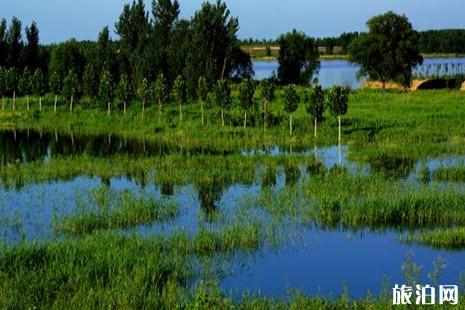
[253,58,465,88]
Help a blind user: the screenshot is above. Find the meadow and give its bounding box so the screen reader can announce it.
[1,88,465,308]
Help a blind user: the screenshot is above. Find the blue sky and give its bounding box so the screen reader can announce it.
[1,0,465,44]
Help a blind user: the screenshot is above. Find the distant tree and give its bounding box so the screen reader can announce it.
[0,19,7,68]
[153,73,168,122]
[18,67,32,110]
[303,85,325,137]
[7,17,22,69]
[238,79,255,130]
[62,70,79,113]
[173,75,187,122]
[24,21,40,70]
[278,29,320,85]
[348,11,423,87]
[259,79,276,132]
[48,39,85,87]
[197,76,208,126]
[98,70,115,116]
[116,73,131,115]
[32,68,46,111]
[326,86,349,144]
[49,71,61,112]
[212,79,231,127]
[282,84,300,135]
[83,61,99,99]
[5,67,18,109]
[137,77,149,116]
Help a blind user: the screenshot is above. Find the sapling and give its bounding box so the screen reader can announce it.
[238,79,255,130]
[282,84,300,135]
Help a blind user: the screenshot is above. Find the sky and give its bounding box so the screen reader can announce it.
[1,0,465,44]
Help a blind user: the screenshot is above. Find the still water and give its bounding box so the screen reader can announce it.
[253,58,465,89]
[1,129,465,299]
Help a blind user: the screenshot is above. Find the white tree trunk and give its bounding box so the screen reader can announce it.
[338,116,341,144]
[289,114,293,135]
[39,97,42,111]
[13,90,16,110]
[124,101,126,115]
[70,95,73,113]
[54,95,57,113]
[27,95,30,110]
[179,102,183,122]
[221,109,225,127]
[244,111,247,130]
[107,101,111,116]
[314,117,317,138]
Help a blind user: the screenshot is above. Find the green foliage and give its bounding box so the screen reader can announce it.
[4,67,18,95]
[0,67,6,96]
[238,79,255,111]
[278,29,320,85]
[18,67,32,96]
[349,11,423,86]
[326,86,349,116]
[83,61,99,98]
[197,76,209,103]
[212,79,231,109]
[259,79,276,103]
[115,73,131,108]
[173,75,187,104]
[137,78,149,103]
[48,71,61,94]
[98,70,115,106]
[31,68,46,97]
[62,70,79,100]
[282,84,300,114]
[48,39,85,87]
[303,85,325,121]
[153,73,168,104]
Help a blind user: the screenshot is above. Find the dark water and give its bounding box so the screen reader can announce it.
[1,129,465,299]
[253,58,465,88]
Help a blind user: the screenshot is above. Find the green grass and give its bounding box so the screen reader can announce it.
[403,228,465,250]
[58,188,179,234]
[434,166,465,182]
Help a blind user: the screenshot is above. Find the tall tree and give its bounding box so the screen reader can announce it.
[24,22,40,70]
[48,39,85,86]
[18,67,32,110]
[83,61,99,99]
[238,79,255,130]
[259,79,276,132]
[303,85,325,137]
[0,67,6,109]
[0,19,7,68]
[116,73,131,115]
[153,73,168,122]
[49,71,61,112]
[137,77,149,117]
[62,70,79,112]
[7,17,23,69]
[5,68,18,109]
[282,84,300,135]
[197,76,208,127]
[32,68,46,111]
[98,70,115,116]
[212,79,231,127]
[173,75,187,122]
[278,29,320,85]
[326,86,349,144]
[349,11,423,87]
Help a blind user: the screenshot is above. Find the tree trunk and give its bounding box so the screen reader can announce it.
[27,95,30,111]
[142,99,145,118]
[158,100,162,123]
[221,109,225,127]
[54,95,57,113]
[244,111,247,130]
[289,114,293,135]
[179,102,183,122]
[13,90,16,110]
[123,101,126,115]
[314,117,317,138]
[39,97,42,111]
[107,101,111,116]
[70,95,73,113]
[201,100,204,127]
[338,115,342,144]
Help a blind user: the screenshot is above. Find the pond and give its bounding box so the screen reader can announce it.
[253,58,465,88]
[1,129,465,299]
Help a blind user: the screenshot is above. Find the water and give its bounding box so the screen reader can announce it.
[2,129,465,299]
[253,58,465,88]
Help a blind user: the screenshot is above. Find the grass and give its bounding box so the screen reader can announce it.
[403,228,465,250]
[58,187,179,234]
[434,166,465,182]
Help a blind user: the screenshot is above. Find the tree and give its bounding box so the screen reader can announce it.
[0,67,6,109]
[48,39,85,87]
[0,19,7,68]
[259,79,276,132]
[278,29,320,85]
[49,71,61,113]
[348,11,423,87]
[24,21,40,70]
[18,68,32,110]
[83,61,99,99]
[32,68,46,111]
[282,84,300,135]
[5,67,18,109]
[153,73,168,122]
[98,70,115,116]
[238,79,255,130]
[116,73,131,115]
[197,76,208,127]
[303,85,325,137]
[62,70,79,113]
[137,77,149,116]
[7,17,22,69]
[212,79,231,127]
[326,86,349,144]
[173,75,187,122]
